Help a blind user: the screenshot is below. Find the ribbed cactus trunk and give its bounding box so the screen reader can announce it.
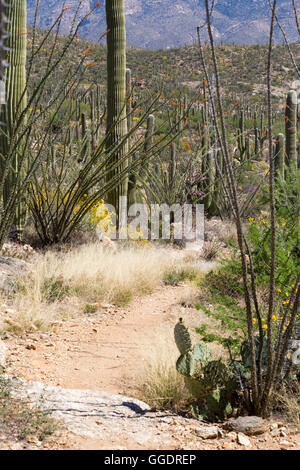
[285,90,298,170]
[275,133,285,179]
[0,0,27,239]
[106,0,128,214]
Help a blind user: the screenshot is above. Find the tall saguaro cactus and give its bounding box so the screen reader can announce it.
[105,0,128,214]
[0,0,27,238]
[285,90,297,169]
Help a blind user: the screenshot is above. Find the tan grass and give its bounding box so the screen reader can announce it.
[0,244,176,332]
[272,380,300,428]
[137,336,191,412]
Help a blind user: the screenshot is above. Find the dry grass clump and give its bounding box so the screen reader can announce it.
[272,380,300,428]
[0,244,174,332]
[138,360,190,412]
[201,241,222,261]
[137,339,191,412]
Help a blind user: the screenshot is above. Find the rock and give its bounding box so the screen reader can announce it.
[225,416,267,436]
[280,440,294,448]
[237,432,252,447]
[195,426,219,439]
[1,332,10,340]
[227,431,237,441]
[0,256,29,293]
[270,429,280,438]
[25,344,36,351]
[100,303,114,309]
[222,442,235,450]
[0,340,6,368]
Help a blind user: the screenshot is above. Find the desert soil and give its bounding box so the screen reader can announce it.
[3,283,300,450]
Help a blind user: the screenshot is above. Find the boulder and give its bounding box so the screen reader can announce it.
[195,425,219,439]
[0,256,29,293]
[224,416,267,436]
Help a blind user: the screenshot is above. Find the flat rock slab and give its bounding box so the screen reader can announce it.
[8,376,217,448]
[224,416,267,436]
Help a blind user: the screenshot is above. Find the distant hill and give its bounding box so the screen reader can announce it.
[27,0,300,49]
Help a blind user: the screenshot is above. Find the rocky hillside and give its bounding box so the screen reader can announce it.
[27,0,300,49]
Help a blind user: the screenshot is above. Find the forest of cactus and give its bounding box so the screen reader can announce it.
[0,0,299,451]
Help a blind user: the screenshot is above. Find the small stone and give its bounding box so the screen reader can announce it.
[1,332,10,340]
[25,344,36,350]
[270,429,280,437]
[26,435,39,444]
[280,430,287,438]
[195,426,219,439]
[222,442,235,450]
[227,431,237,441]
[100,303,114,309]
[280,440,294,447]
[225,416,267,435]
[270,423,278,430]
[237,432,252,447]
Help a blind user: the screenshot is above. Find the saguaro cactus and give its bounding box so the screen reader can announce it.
[202,150,214,211]
[105,0,128,213]
[275,133,285,179]
[0,0,27,238]
[285,90,298,169]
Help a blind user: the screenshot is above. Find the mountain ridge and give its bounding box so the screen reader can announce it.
[27,0,300,49]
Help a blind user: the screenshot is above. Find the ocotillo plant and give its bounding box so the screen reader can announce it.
[285,90,298,170]
[0,0,27,239]
[105,0,128,214]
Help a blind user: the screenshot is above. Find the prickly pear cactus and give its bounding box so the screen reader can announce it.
[240,335,268,368]
[174,318,192,355]
[174,319,236,421]
[202,360,231,388]
[176,352,195,376]
[192,341,211,363]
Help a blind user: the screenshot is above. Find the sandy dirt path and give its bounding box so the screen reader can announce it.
[6,284,194,395]
[4,283,300,451]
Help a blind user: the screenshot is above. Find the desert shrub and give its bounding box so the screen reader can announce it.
[163,267,197,286]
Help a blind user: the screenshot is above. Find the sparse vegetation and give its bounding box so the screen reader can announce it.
[0,375,57,445]
[0,0,299,450]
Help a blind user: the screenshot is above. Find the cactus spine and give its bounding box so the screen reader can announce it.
[0,0,27,239]
[105,0,128,213]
